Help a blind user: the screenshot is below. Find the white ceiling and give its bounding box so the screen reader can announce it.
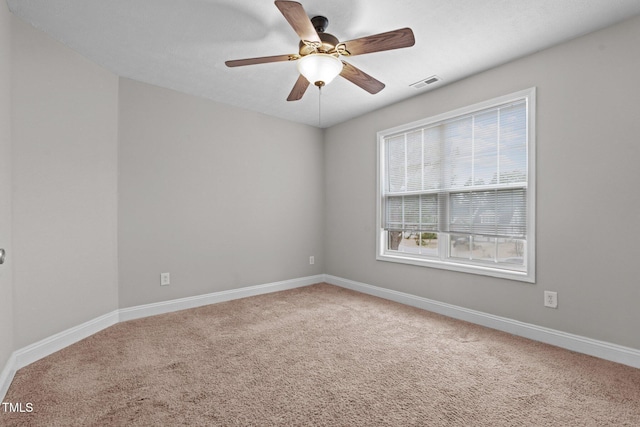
[7,0,640,127]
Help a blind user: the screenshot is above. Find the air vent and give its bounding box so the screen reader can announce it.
[410,75,441,89]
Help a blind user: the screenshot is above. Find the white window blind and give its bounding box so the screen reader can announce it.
[383,99,528,239]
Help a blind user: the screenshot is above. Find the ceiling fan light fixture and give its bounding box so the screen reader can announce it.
[297,53,343,87]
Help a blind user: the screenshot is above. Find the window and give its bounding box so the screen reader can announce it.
[377,88,535,282]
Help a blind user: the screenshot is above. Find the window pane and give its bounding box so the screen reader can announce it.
[495,189,526,237]
[473,235,497,263]
[449,193,472,233]
[450,234,474,260]
[396,233,416,253]
[406,130,423,192]
[444,117,473,189]
[389,231,438,257]
[450,235,526,266]
[404,195,420,230]
[420,194,438,230]
[473,110,498,186]
[387,230,404,251]
[423,127,441,190]
[497,238,525,265]
[499,148,527,184]
[384,194,440,232]
[387,135,405,193]
[416,232,438,256]
[385,196,403,230]
[470,191,496,236]
[499,103,527,185]
[499,102,527,152]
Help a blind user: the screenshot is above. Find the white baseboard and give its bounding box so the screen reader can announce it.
[119,275,325,322]
[0,352,16,403]
[325,275,640,369]
[13,310,120,371]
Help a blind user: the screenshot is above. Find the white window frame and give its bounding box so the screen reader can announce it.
[376,88,536,283]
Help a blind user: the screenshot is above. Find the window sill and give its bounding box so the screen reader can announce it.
[376,252,535,283]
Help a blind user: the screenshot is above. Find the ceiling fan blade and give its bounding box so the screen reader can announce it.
[340,61,385,94]
[287,74,310,101]
[275,1,321,44]
[225,54,295,67]
[342,28,415,56]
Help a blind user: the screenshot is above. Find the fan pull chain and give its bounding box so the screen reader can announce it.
[318,85,322,128]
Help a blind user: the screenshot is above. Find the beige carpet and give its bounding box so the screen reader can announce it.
[2,283,640,426]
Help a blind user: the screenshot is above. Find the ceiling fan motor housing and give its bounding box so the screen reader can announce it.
[298,32,339,56]
[297,16,339,56]
[311,16,329,33]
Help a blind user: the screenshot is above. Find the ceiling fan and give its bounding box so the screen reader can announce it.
[225,1,415,101]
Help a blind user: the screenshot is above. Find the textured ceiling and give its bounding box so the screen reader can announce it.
[7,0,640,127]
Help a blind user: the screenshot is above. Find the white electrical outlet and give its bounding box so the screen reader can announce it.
[544,291,558,308]
[160,272,170,286]
[309,256,315,265]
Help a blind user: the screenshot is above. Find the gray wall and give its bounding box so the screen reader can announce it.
[118,78,324,308]
[0,2,14,371]
[11,16,119,348]
[324,15,640,349]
